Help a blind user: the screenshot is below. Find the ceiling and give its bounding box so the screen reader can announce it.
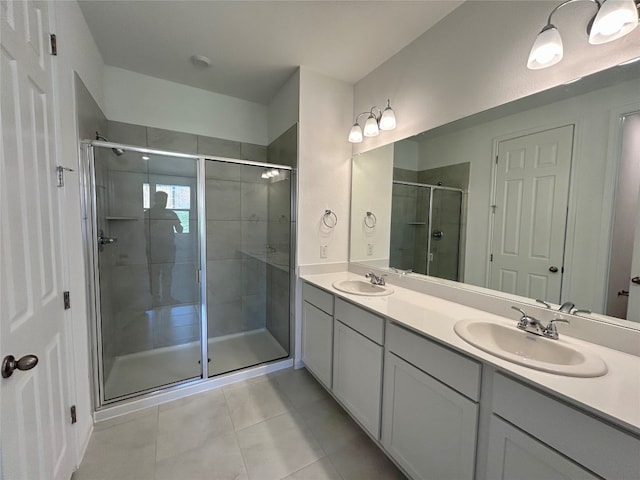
[78,1,463,105]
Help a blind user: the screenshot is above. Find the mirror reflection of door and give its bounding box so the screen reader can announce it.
[489,125,574,303]
[606,112,640,322]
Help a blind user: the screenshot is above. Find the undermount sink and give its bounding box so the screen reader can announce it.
[454,320,607,377]
[332,280,394,296]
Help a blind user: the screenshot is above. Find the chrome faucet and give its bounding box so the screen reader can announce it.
[511,306,570,340]
[536,299,591,315]
[391,267,412,276]
[558,301,575,313]
[365,272,386,286]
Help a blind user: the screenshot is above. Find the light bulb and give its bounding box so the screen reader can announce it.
[142,155,150,161]
[363,114,380,137]
[589,0,638,44]
[261,172,269,179]
[348,123,363,143]
[270,169,279,176]
[379,101,396,131]
[527,25,563,70]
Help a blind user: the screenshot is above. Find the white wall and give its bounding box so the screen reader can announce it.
[295,68,353,364]
[353,0,640,155]
[103,66,268,145]
[414,78,640,314]
[268,69,300,144]
[350,144,393,263]
[54,0,105,466]
[297,68,354,266]
[393,139,418,171]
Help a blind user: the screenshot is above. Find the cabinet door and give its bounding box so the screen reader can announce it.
[333,320,383,439]
[486,416,600,480]
[382,352,478,480]
[302,301,333,387]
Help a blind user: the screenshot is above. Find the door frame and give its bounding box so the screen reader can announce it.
[486,121,578,300]
[601,102,640,316]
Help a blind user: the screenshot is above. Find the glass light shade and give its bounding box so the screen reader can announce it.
[527,25,563,70]
[363,115,380,137]
[379,106,396,130]
[270,169,280,176]
[589,0,638,44]
[348,124,363,143]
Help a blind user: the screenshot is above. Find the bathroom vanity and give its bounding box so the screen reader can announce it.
[301,274,640,480]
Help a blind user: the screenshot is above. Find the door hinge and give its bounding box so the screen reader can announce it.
[50,34,57,56]
[490,254,493,262]
[56,166,74,187]
[196,269,201,284]
[70,405,77,424]
[63,291,71,310]
[561,266,565,274]
[495,155,499,164]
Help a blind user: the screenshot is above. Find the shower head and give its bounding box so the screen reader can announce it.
[95,133,125,156]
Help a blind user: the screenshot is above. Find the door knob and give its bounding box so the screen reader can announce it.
[632,276,640,285]
[2,354,39,378]
[432,230,443,239]
[549,266,559,273]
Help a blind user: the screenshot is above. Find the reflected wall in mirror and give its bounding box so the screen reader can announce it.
[350,61,640,325]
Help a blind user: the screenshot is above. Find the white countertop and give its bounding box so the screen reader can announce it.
[301,271,640,435]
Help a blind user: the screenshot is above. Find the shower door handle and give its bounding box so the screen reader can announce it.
[432,230,443,239]
[98,235,118,245]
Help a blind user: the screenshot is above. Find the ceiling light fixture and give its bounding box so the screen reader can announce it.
[527,0,639,70]
[348,99,397,143]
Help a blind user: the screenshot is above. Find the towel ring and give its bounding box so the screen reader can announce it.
[322,209,338,229]
[364,211,377,228]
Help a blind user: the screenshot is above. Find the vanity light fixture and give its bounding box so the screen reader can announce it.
[348,99,397,143]
[527,0,639,70]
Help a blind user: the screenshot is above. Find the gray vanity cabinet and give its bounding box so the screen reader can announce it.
[486,416,599,480]
[301,283,334,388]
[488,373,640,480]
[382,322,480,480]
[332,299,385,439]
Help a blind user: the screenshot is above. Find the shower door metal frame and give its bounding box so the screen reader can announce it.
[80,140,295,409]
[392,180,464,277]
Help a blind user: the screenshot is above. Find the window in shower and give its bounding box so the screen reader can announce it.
[143,182,192,233]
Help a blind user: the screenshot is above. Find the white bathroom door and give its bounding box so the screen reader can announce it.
[1,1,74,479]
[489,125,573,303]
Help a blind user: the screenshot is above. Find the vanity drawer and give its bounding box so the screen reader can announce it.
[493,373,640,480]
[334,298,384,345]
[302,282,334,315]
[386,321,481,401]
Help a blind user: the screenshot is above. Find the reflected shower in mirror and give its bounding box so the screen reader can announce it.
[349,60,640,325]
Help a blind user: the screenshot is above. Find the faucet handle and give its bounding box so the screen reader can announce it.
[570,308,591,315]
[536,299,551,309]
[544,318,570,339]
[511,306,531,328]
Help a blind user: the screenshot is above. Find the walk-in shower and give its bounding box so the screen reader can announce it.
[390,181,463,281]
[81,141,294,406]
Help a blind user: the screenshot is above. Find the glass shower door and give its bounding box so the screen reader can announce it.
[205,160,291,377]
[93,146,201,401]
[429,188,463,281]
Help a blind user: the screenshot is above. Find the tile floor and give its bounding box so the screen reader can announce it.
[75,368,407,480]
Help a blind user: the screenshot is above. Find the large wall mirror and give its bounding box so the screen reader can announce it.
[350,60,640,328]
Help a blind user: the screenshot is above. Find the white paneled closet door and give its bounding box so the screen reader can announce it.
[1,1,74,479]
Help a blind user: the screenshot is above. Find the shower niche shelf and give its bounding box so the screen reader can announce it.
[106,216,139,221]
